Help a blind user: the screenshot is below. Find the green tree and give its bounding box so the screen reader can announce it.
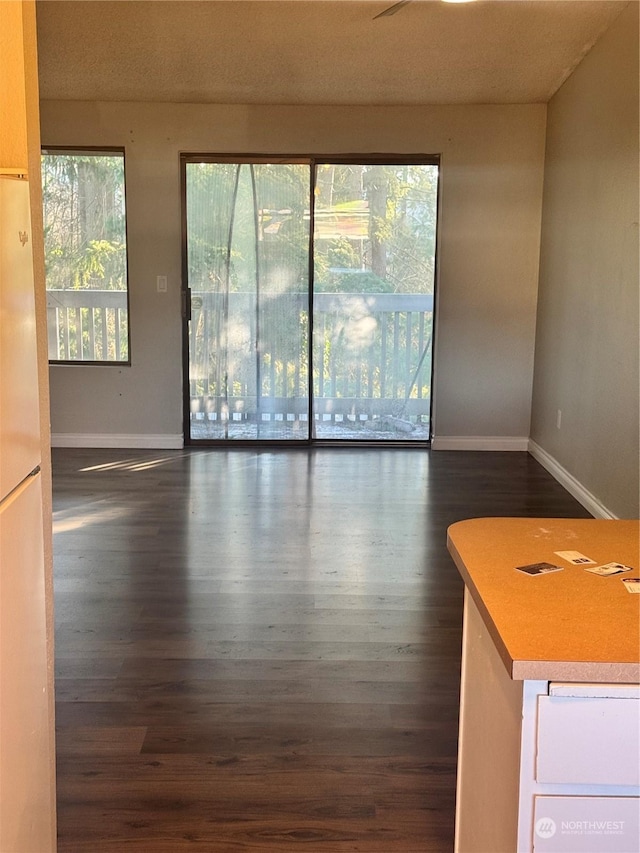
[41,153,127,292]
[314,163,438,294]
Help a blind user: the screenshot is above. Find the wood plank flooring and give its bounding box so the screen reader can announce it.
[53,448,591,852]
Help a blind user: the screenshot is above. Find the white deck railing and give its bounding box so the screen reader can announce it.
[189,291,434,423]
[46,289,128,362]
[46,289,433,423]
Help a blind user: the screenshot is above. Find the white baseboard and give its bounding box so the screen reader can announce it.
[431,436,530,451]
[51,433,184,450]
[528,440,617,519]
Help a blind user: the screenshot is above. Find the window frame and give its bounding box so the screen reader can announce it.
[180,153,441,446]
[41,145,132,366]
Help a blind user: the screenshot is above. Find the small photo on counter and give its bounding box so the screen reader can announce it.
[515,562,564,576]
[621,577,640,593]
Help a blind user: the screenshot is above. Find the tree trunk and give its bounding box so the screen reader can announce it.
[364,168,388,281]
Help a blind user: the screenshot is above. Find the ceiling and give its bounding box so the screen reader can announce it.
[35,0,630,105]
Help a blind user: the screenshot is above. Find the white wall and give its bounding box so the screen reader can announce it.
[530,1,639,519]
[40,101,547,447]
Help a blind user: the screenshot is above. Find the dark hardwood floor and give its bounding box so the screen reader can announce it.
[52,448,591,852]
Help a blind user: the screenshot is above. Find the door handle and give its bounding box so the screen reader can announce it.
[182,288,192,321]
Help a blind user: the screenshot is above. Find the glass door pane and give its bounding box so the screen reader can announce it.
[185,162,311,440]
[312,163,438,440]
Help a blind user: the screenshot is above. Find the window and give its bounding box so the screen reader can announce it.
[41,149,130,363]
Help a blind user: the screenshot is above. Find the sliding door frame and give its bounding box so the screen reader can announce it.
[180,153,440,447]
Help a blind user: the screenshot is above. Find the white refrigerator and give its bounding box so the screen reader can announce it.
[0,176,53,848]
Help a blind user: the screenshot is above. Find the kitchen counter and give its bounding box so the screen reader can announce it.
[448,517,640,853]
[447,517,639,682]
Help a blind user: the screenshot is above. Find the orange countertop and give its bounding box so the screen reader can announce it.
[447,518,640,682]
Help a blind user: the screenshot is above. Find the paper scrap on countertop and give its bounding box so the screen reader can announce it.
[554,550,596,565]
[584,562,634,577]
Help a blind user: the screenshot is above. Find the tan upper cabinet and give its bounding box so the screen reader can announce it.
[0,0,29,175]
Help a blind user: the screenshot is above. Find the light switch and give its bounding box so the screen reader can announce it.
[157,275,167,293]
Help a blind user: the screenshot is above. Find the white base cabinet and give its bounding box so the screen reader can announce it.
[455,590,640,853]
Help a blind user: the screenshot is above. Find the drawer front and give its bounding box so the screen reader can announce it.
[532,796,640,852]
[536,695,639,786]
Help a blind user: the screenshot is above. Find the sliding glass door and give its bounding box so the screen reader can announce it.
[312,163,437,439]
[183,158,438,443]
[185,161,311,440]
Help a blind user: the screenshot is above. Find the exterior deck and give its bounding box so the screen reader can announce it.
[47,289,434,440]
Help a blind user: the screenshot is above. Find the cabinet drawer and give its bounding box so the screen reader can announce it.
[536,694,640,786]
[532,796,640,852]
